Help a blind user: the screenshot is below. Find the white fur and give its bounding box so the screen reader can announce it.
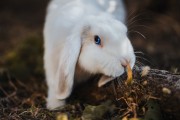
[44,0,135,109]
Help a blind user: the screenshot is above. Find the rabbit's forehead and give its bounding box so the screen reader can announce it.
[85,15,127,40]
[91,24,127,42]
[93,18,127,32]
[90,20,126,34]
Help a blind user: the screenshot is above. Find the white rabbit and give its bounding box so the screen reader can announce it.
[44,0,136,109]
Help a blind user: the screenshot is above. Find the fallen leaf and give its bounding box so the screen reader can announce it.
[56,113,68,120]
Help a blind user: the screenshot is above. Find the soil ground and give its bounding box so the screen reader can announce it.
[0,0,180,119]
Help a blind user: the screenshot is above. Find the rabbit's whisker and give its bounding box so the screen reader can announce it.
[135,61,144,66]
[127,12,146,24]
[128,30,146,39]
[135,56,152,65]
[134,51,145,55]
[128,24,151,30]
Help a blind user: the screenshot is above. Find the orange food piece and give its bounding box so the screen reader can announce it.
[126,63,133,85]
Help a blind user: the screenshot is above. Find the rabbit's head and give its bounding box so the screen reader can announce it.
[56,15,135,99]
[79,15,135,86]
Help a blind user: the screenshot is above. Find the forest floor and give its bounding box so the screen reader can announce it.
[0,0,180,119]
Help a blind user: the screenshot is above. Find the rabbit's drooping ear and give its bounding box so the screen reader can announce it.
[55,33,81,100]
[98,75,114,87]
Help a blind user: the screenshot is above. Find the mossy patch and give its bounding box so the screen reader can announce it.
[2,34,44,80]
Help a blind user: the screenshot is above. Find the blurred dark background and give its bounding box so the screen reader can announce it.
[0,0,180,80]
[125,0,180,72]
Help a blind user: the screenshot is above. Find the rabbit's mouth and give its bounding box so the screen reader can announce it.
[98,62,133,87]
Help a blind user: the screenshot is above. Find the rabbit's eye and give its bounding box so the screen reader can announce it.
[94,35,101,45]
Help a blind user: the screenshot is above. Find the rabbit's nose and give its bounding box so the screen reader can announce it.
[121,63,127,68]
[120,59,129,67]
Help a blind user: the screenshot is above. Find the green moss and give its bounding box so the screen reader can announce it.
[2,34,44,80]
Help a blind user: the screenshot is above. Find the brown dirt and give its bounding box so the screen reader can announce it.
[0,0,180,119]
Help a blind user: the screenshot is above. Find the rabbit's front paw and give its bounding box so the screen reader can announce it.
[47,97,65,110]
